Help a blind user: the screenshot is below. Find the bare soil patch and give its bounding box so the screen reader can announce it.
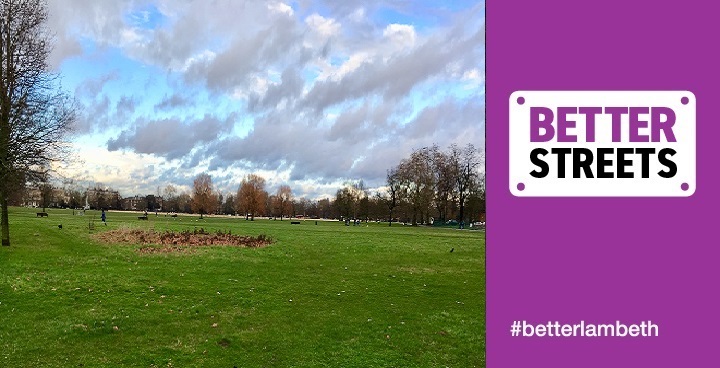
[94,228,273,254]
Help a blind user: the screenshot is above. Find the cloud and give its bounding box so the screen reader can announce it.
[116,96,136,116]
[75,72,119,98]
[202,95,483,188]
[154,93,192,111]
[303,13,484,111]
[196,17,306,92]
[247,67,304,112]
[48,33,83,69]
[107,114,235,160]
[73,95,111,135]
[383,24,417,45]
[49,0,485,198]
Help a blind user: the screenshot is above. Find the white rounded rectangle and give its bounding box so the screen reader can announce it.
[509,91,696,197]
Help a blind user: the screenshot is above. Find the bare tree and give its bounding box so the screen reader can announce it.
[432,147,456,224]
[397,147,435,225]
[68,189,82,209]
[378,168,402,226]
[466,172,486,224]
[235,174,267,220]
[275,185,293,220]
[293,198,303,217]
[266,194,276,218]
[177,193,192,213]
[192,173,216,218]
[215,193,223,215]
[163,184,178,212]
[318,198,331,219]
[449,143,482,227]
[334,180,367,222]
[1,0,75,246]
[335,187,352,220]
[38,170,52,212]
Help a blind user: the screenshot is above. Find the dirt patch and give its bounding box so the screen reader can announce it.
[94,228,273,253]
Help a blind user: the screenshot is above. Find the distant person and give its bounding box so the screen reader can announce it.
[101,209,107,224]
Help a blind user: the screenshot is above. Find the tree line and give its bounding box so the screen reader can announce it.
[344,143,484,226]
[8,141,484,229]
[154,143,485,227]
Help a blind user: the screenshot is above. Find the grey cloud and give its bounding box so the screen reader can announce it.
[155,93,192,111]
[211,110,358,180]
[48,0,131,48]
[248,67,305,112]
[75,72,119,98]
[303,16,484,112]
[48,33,83,69]
[201,16,305,91]
[140,14,208,69]
[73,95,111,134]
[107,114,235,159]
[206,95,482,186]
[116,96,136,116]
[325,102,392,142]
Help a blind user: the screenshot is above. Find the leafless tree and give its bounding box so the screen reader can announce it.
[432,146,456,223]
[378,168,402,226]
[221,193,235,215]
[335,181,366,221]
[37,169,52,212]
[191,173,216,218]
[449,143,483,227]
[466,172,486,223]
[235,174,267,220]
[397,147,435,225]
[1,0,75,246]
[163,184,178,212]
[274,184,293,220]
[318,198,332,219]
[177,193,192,213]
[293,197,312,218]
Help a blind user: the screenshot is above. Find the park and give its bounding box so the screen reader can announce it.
[0,207,485,367]
[0,1,485,366]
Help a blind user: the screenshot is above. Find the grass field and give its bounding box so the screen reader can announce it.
[0,207,485,367]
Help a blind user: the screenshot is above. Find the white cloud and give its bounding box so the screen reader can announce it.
[58,142,168,196]
[349,8,365,23]
[305,13,340,38]
[320,52,371,81]
[383,24,416,46]
[232,75,270,100]
[268,2,293,16]
[181,49,217,72]
[462,68,484,88]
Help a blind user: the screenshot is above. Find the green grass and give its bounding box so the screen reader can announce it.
[0,207,485,367]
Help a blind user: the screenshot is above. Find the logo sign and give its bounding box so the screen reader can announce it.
[509,91,696,197]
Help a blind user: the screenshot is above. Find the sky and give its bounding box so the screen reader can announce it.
[46,0,485,199]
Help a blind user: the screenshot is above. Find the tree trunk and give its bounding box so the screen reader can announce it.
[1,191,9,246]
[458,197,465,229]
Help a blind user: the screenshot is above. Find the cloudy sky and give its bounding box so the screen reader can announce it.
[46,0,485,199]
